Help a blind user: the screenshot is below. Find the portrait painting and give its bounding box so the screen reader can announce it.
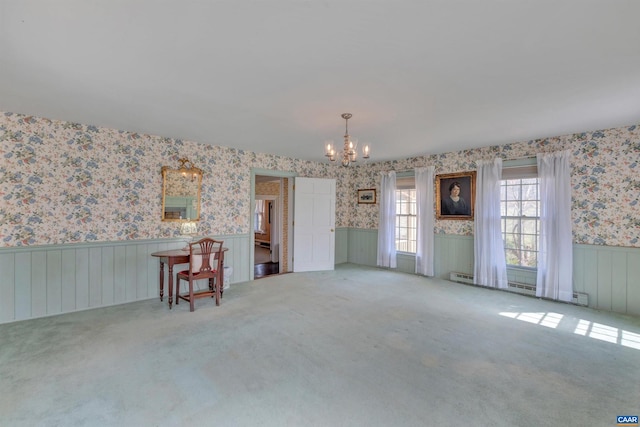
[436,171,476,220]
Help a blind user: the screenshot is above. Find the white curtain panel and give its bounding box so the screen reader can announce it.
[474,158,508,288]
[536,150,573,302]
[415,166,435,276]
[377,171,397,268]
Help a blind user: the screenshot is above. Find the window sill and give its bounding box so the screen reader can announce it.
[506,265,537,272]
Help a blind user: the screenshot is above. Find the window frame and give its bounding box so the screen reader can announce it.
[500,162,539,269]
[395,175,417,254]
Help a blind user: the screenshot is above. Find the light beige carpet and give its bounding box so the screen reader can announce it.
[1,264,639,426]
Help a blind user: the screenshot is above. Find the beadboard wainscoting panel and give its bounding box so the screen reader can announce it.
[46,250,63,315]
[145,242,165,298]
[629,251,640,316]
[135,245,148,303]
[574,244,640,316]
[31,251,47,319]
[226,234,251,283]
[100,246,115,307]
[343,230,476,277]
[335,227,349,264]
[61,249,77,313]
[347,228,378,267]
[75,247,90,310]
[0,254,15,322]
[434,234,474,280]
[0,235,250,324]
[597,250,614,313]
[124,245,138,303]
[14,252,32,321]
[574,246,597,306]
[90,247,103,308]
[611,254,628,315]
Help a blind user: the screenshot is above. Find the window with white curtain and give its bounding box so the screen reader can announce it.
[395,176,416,253]
[500,164,539,268]
[254,199,265,233]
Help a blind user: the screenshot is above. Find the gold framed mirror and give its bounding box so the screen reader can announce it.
[161,158,203,222]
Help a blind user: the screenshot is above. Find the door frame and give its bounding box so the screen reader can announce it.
[255,195,279,263]
[250,168,296,280]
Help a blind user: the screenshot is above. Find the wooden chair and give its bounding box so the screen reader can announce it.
[175,238,224,312]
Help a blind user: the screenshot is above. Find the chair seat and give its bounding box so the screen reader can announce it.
[177,269,218,278]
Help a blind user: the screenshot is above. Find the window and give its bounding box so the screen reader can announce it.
[254,199,265,233]
[500,177,539,268]
[395,176,416,253]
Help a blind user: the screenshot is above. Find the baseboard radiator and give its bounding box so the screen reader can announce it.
[448,272,589,306]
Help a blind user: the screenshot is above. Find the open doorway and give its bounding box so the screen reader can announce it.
[253,173,293,279]
[254,195,279,278]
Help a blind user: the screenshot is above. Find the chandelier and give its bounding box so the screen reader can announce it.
[324,113,370,167]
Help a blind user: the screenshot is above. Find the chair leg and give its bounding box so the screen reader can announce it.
[215,278,221,306]
[175,277,179,305]
[189,279,195,312]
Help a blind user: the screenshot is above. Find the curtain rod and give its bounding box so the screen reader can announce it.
[384,155,537,174]
[502,155,537,161]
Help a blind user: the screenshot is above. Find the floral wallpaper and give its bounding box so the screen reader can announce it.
[0,112,347,246]
[349,124,640,247]
[1,111,638,248]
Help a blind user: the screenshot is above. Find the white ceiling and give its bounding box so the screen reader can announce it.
[2,1,639,163]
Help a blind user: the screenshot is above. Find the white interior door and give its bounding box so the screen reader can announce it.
[293,177,336,272]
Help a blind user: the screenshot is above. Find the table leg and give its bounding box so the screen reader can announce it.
[168,263,174,308]
[220,255,224,298]
[159,260,165,302]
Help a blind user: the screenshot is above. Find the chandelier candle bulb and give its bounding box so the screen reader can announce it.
[325,142,334,156]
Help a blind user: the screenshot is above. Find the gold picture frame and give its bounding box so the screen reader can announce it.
[357,189,376,204]
[436,171,476,220]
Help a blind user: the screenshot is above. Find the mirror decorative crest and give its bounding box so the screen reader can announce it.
[161,158,203,222]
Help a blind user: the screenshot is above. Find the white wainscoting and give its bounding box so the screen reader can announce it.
[574,244,640,316]
[433,234,474,279]
[341,228,640,316]
[335,227,349,264]
[347,228,378,266]
[0,234,251,324]
[346,229,475,276]
[2,232,637,322]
